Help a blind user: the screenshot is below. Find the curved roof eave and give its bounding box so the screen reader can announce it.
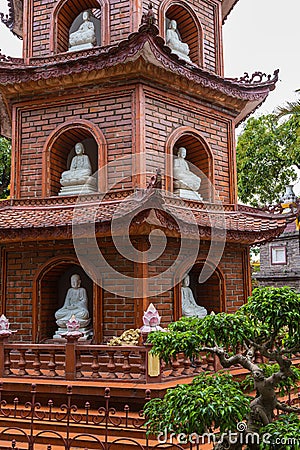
[0,190,289,245]
[0,0,23,38]
[222,0,240,23]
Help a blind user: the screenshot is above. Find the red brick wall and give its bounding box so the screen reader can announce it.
[28,0,220,74]
[144,89,231,203]
[16,91,133,198]
[2,238,247,342]
[153,0,219,72]
[14,85,233,201]
[30,0,133,57]
[3,239,136,342]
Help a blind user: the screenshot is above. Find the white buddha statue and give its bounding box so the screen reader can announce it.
[173,147,202,200]
[53,274,93,339]
[166,20,191,63]
[59,142,97,196]
[181,274,207,318]
[68,10,96,52]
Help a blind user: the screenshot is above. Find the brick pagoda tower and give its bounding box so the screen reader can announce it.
[0,0,292,445]
[0,0,288,399]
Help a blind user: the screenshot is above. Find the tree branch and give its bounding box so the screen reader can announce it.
[202,346,259,372]
[276,400,300,414]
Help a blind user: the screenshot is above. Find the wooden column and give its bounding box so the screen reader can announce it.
[134,238,149,329]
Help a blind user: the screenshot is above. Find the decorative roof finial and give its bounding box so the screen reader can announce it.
[141,2,156,26]
[147,168,162,189]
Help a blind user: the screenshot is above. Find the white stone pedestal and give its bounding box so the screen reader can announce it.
[68,43,95,52]
[174,188,202,201]
[58,178,97,196]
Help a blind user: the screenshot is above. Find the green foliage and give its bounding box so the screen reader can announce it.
[259,414,300,449]
[241,364,300,397]
[148,313,252,363]
[146,287,300,439]
[144,372,250,436]
[148,287,300,362]
[240,287,300,349]
[0,137,11,199]
[236,114,299,206]
[276,89,300,121]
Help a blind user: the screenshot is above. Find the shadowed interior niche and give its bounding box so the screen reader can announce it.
[37,263,93,342]
[55,0,102,53]
[188,264,224,314]
[49,129,98,196]
[173,133,213,201]
[165,4,202,66]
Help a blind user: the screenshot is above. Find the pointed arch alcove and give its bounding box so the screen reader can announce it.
[159,0,204,66]
[189,262,226,314]
[166,127,214,202]
[50,0,110,54]
[33,256,103,343]
[173,261,226,321]
[42,120,107,197]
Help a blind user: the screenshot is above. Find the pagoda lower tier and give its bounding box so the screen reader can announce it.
[0,188,288,344]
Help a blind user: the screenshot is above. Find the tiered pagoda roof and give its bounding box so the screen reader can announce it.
[0,188,289,244]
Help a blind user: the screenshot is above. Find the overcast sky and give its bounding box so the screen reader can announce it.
[0,0,299,113]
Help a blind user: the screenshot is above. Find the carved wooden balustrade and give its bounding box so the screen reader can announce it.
[0,336,218,383]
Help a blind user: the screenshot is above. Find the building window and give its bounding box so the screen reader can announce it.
[271,246,287,265]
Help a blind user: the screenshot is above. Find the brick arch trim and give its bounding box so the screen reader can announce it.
[173,259,226,321]
[193,259,226,313]
[165,126,215,199]
[32,256,79,343]
[42,119,108,197]
[32,255,103,343]
[159,0,204,67]
[50,0,110,54]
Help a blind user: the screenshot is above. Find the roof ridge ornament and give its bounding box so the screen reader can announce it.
[0,0,21,39]
[227,69,279,85]
[0,0,14,30]
[141,2,156,27]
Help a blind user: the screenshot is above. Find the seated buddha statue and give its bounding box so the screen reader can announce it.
[53,274,92,339]
[181,274,207,318]
[173,147,202,200]
[59,142,97,195]
[166,20,191,63]
[68,10,96,52]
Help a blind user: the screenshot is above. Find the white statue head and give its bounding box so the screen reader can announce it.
[70,274,81,288]
[178,147,187,159]
[82,10,91,21]
[75,142,85,155]
[169,20,177,30]
[182,274,190,287]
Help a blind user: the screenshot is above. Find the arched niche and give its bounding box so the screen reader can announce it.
[159,0,203,66]
[50,0,110,54]
[42,120,107,197]
[189,262,226,314]
[166,127,214,202]
[173,261,225,321]
[68,10,101,50]
[32,258,98,342]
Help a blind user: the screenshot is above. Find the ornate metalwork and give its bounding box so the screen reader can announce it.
[227,69,279,85]
[0,383,201,449]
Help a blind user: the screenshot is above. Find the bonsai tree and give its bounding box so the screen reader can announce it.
[145,286,300,449]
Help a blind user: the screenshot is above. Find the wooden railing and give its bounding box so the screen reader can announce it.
[0,336,218,383]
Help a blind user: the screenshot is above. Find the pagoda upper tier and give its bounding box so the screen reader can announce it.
[0,21,278,139]
[1,0,239,41]
[0,0,237,77]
